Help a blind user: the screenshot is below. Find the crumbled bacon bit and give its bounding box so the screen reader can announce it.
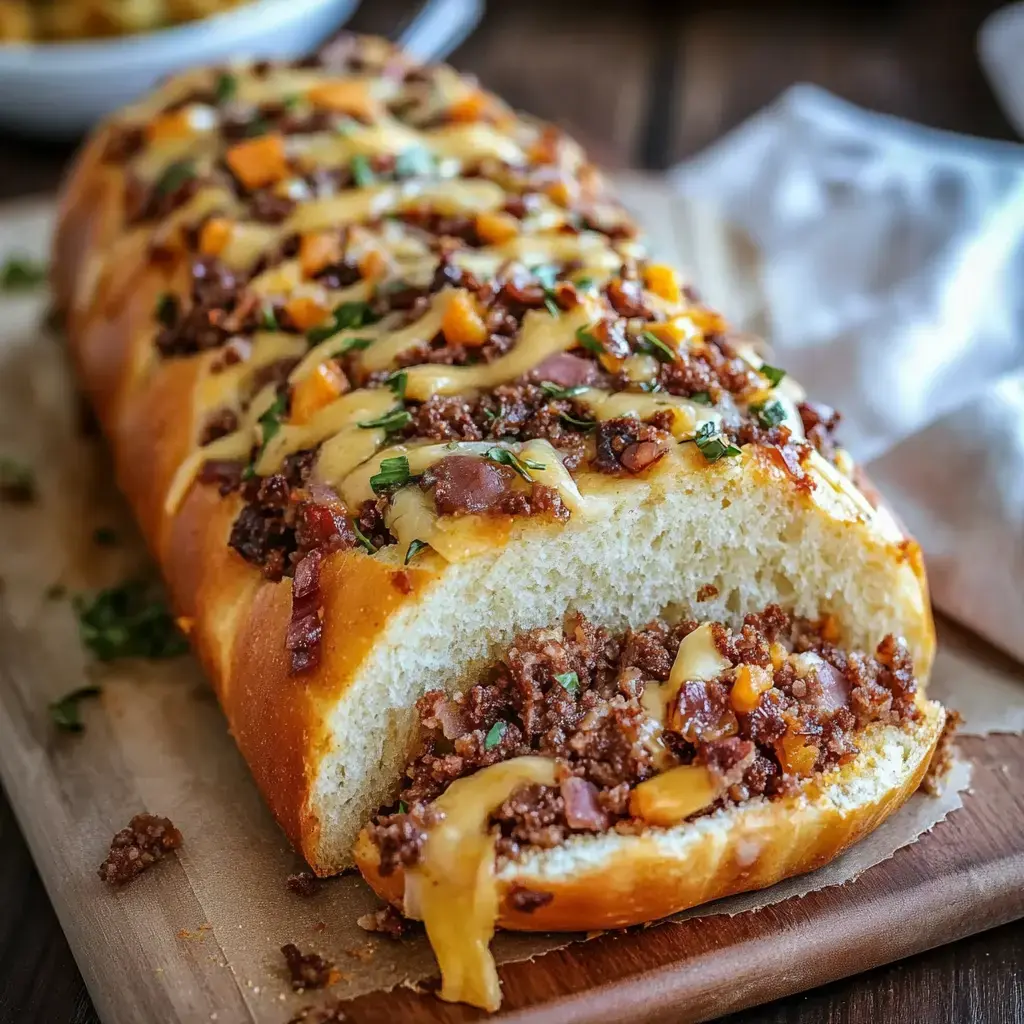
[281,943,336,992]
[97,813,182,886]
[356,904,413,939]
[287,550,324,675]
[286,871,321,897]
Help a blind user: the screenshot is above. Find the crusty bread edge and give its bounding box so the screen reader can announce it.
[354,698,945,932]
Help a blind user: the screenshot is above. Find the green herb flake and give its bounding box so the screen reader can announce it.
[214,72,237,104]
[74,581,188,661]
[689,391,712,406]
[370,455,412,495]
[0,457,36,503]
[350,154,376,188]
[543,295,561,318]
[48,685,102,733]
[386,371,408,400]
[155,159,196,197]
[397,800,408,814]
[761,364,786,388]
[282,93,302,111]
[335,118,359,137]
[484,720,507,750]
[639,330,677,363]
[358,407,412,433]
[752,399,787,429]
[691,421,741,464]
[352,518,378,554]
[306,301,378,344]
[245,117,270,138]
[560,411,596,431]
[484,447,545,482]
[405,539,429,565]
[395,147,436,179]
[554,671,580,696]
[154,292,178,328]
[92,526,118,547]
[258,393,288,447]
[0,254,47,291]
[638,381,662,393]
[573,275,596,291]
[539,380,588,400]
[533,264,558,289]
[259,303,279,331]
[575,324,604,355]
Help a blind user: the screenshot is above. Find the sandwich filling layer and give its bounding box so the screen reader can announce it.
[363,605,924,1009]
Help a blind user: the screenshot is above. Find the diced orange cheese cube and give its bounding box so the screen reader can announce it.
[629,765,721,827]
[598,352,624,374]
[284,295,331,332]
[299,232,341,278]
[730,664,774,714]
[646,318,689,347]
[225,134,288,191]
[306,80,378,121]
[527,127,561,165]
[645,263,683,303]
[777,734,819,777]
[687,306,728,336]
[441,290,488,347]
[146,110,194,143]
[447,89,494,123]
[475,211,519,245]
[198,217,232,257]
[545,179,577,208]
[358,248,388,280]
[290,360,348,425]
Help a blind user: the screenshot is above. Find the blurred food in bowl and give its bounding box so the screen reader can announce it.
[0,0,248,42]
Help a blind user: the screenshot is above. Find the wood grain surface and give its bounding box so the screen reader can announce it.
[1,1,1023,1022]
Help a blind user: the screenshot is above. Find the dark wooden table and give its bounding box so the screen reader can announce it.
[1,1,1022,1021]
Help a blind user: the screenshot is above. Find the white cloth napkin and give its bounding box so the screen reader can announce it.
[669,81,1024,662]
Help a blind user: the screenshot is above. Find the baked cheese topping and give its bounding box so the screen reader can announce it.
[93,34,863,578]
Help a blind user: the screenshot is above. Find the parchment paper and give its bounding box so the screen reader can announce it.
[0,191,1008,1022]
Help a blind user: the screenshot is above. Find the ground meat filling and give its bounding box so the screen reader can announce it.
[366,606,920,873]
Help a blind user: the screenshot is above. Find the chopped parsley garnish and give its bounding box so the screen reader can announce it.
[0,457,35,502]
[282,93,301,111]
[370,455,412,495]
[484,447,546,482]
[752,399,787,429]
[539,381,588,400]
[638,380,663,393]
[575,324,603,354]
[92,526,118,546]
[543,295,561,318]
[352,518,378,554]
[48,685,101,733]
[691,421,741,463]
[245,117,270,138]
[554,671,580,696]
[760,363,786,388]
[259,302,279,331]
[573,275,596,291]
[395,147,436,179]
[397,800,408,814]
[0,254,47,290]
[350,154,375,188]
[154,159,196,197]
[405,539,429,564]
[358,407,412,433]
[386,370,408,399]
[306,301,378,344]
[243,393,288,479]
[639,330,677,363]
[484,720,507,750]
[75,581,188,661]
[214,72,237,103]
[690,391,712,405]
[154,292,178,327]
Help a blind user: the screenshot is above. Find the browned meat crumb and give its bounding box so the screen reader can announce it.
[97,813,182,886]
[506,884,555,913]
[281,943,336,992]
[696,584,719,602]
[286,871,320,897]
[356,904,414,939]
[921,709,962,796]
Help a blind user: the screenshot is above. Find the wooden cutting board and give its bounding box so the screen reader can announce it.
[0,183,1022,1024]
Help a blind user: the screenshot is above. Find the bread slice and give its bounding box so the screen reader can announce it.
[353,699,945,1009]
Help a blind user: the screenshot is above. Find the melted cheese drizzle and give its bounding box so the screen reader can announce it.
[406,756,557,1012]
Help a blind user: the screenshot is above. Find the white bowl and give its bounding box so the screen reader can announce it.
[0,0,361,139]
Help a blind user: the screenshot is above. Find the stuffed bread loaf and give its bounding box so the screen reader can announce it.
[55,34,943,1011]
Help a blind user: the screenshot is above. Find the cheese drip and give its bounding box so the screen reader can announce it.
[640,622,731,727]
[407,757,557,1012]
[574,389,721,439]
